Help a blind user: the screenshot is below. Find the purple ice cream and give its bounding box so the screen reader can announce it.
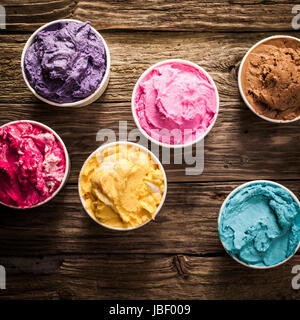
[24,21,107,104]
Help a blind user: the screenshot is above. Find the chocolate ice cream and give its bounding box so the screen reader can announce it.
[240,37,300,121]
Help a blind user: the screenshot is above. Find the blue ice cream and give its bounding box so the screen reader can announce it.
[219,182,300,267]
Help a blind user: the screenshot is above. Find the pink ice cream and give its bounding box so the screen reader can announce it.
[134,61,218,145]
[0,122,67,208]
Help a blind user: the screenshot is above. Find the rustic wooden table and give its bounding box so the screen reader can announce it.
[0,0,299,300]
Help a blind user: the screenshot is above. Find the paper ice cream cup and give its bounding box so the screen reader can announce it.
[78,141,168,231]
[131,59,219,149]
[238,35,300,123]
[0,120,70,210]
[21,19,111,108]
[218,180,300,269]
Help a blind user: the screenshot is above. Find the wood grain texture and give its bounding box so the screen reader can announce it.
[1,1,300,301]
[0,182,299,257]
[2,31,300,104]
[0,254,299,299]
[0,100,299,183]
[2,0,76,32]
[75,0,298,32]
[0,32,299,183]
[1,0,299,32]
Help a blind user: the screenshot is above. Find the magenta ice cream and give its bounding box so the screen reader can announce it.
[0,122,67,208]
[24,21,107,104]
[133,61,218,145]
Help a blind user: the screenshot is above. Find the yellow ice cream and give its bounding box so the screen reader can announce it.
[80,144,165,229]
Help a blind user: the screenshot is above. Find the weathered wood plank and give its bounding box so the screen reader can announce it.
[0,0,299,302]
[0,100,299,183]
[0,32,299,183]
[1,0,299,32]
[1,0,75,32]
[1,31,299,104]
[0,254,299,299]
[75,0,298,32]
[0,182,299,257]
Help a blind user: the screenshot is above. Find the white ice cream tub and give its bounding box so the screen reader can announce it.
[218,180,300,269]
[238,35,300,124]
[21,19,111,108]
[131,59,219,149]
[78,141,168,231]
[0,120,70,210]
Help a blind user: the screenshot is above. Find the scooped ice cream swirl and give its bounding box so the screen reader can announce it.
[0,122,67,208]
[24,21,107,103]
[134,61,218,145]
[80,144,165,229]
[219,182,300,267]
[240,37,300,121]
